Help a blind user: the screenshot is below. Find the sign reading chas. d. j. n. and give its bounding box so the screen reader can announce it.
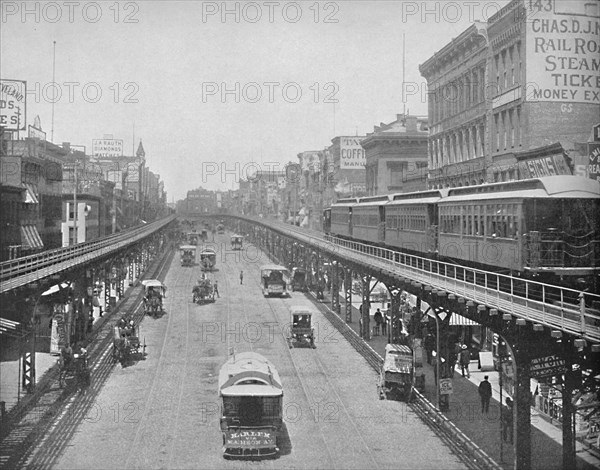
[525,0,600,104]
[224,429,276,448]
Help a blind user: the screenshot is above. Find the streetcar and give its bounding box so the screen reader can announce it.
[188,231,200,245]
[218,352,283,458]
[231,234,243,250]
[179,245,196,267]
[260,264,290,297]
[200,248,217,271]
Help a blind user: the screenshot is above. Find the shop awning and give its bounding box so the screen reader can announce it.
[0,317,26,338]
[23,183,39,204]
[449,313,480,326]
[20,225,44,250]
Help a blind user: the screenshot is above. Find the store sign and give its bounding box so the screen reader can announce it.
[524,0,600,104]
[340,137,366,169]
[224,429,276,448]
[0,79,26,130]
[588,143,600,182]
[530,354,567,379]
[28,125,46,140]
[518,154,571,178]
[92,139,123,158]
[439,378,453,395]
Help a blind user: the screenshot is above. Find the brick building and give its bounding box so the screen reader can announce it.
[420,0,600,188]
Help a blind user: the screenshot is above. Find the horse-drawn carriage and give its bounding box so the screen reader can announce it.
[378,344,415,401]
[192,277,216,304]
[200,228,209,242]
[58,344,90,388]
[287,306,315,348]
[200,248,217,271]
[217,223,225,234]
[112,317,145,365]
[142,279,166,317]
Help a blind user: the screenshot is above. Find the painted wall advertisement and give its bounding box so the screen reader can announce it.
[0,79,26,130]
[339,137,366,169]
[588,142,600,182]
[525,0,600,104]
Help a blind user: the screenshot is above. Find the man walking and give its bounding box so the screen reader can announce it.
[213,280,220,298]
[459,344,471,378]
[478,375,492,414]
[240,270,243,285]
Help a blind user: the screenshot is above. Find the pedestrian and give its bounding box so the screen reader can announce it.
[424,333,435,365]
[240,270,243,285]
[459,344,471,378]
[214,280,220,298]
[502,397,514,443]
[478,375,492,413]
[447,341,459,378]
[373,309,383,336]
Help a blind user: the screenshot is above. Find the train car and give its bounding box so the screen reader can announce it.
[218,352,283,458]
[352,195,391,244]
[324,175,599,287]
[329,197,358,239]
[385,189,447,255]
[437,176,600,275]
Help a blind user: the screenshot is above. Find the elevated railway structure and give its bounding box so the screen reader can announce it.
[197,214,599,470]
[0,215,177,396]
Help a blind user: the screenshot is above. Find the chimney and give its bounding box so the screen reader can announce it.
[406,116,418,132]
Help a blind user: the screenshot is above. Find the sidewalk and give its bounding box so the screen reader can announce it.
[318,288,600,470]
[1,280,125,418]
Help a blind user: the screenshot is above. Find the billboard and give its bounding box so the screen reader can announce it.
[92,139,124,158]
[339,137,366,169]
[0,79,26,131]
[525,0,600,104]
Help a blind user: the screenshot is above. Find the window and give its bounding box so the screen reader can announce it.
[494,114,500,151]
[509,110,515,148]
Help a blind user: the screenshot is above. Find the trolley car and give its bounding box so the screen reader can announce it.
[180,245,196,267]
[231,234,243,250]
[200,248,217,271]
[218,352,283,458]
[287,305,315,348]
[260,265,290,297]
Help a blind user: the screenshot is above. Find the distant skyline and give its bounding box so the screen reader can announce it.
[1,0,512,200]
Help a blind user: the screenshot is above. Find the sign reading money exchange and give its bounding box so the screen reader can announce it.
[525,0,600,104]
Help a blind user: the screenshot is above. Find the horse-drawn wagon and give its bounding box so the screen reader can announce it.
[378,344,415,401]
[142,279,166,318]
[58,344,90,389]
[192,277,216,304]
[287,305,315,348]
[112,317,145,365]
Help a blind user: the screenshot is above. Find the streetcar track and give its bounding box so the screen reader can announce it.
[123,262,187,469]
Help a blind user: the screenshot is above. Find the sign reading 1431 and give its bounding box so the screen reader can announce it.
[0,79,26,131]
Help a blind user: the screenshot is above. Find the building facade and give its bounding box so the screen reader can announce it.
[420,0,600,188]
[362,114,429,195]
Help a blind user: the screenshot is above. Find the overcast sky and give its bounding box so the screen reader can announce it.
[1,0,511,200]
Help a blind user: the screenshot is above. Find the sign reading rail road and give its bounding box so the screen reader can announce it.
[530,354,567,379]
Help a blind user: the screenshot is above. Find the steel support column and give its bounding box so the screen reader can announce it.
[344,268,352,323]
[331,261,340,314]
[361,275,371,339]
[514,349,532,470]
[561,337,576,470]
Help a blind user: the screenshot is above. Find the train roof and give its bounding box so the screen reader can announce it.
[200,248,216,254]
[218,352,283,397]
[443,176,600,203]
[290,305,315,315]
[356,195,392,206]
[179,245,196,250]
